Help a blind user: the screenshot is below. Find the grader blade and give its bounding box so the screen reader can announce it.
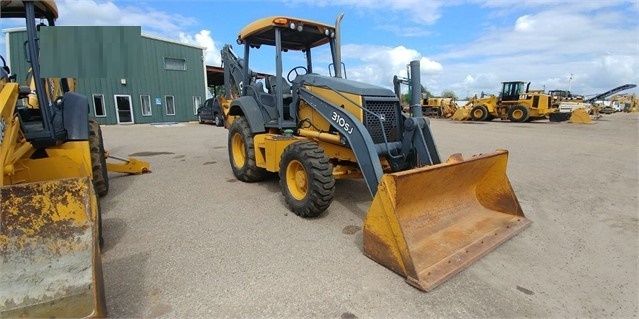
[0,178,106,318]
[363,150,531,292]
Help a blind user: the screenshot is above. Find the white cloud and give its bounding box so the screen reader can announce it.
[514,15,534,32]
[288,0,449,25]
[286,0,637,97]
[52,0,222,67]
[431,6,638,97]
[340,44,443,89]
[56,0,196,35]
[179,30,221,66]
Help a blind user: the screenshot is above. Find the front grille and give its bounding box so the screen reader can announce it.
[363,97,402,144]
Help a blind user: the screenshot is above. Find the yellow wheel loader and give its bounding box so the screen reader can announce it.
[1,0,106,317]
[469,81,557,122]
[223,15,531,291]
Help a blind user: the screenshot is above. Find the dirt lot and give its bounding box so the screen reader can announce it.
[100,113,638,318]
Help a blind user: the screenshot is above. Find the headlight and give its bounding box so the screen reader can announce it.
[289,22,296,29]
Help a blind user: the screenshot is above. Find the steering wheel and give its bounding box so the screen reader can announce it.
[287,66,308,82]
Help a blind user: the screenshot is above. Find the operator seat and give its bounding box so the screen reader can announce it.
[266,75,292,101]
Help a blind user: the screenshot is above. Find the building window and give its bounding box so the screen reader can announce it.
[165,95,175,115]
[193,96,201,115]
[93,94,106,117]
[164,57,186,71]
[140,95,152,116]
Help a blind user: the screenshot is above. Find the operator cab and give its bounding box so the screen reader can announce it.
[500,81,529,102]
[236,16,340,128]
[1,0,87,148]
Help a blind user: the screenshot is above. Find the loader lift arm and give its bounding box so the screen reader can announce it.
[297,81,441,197]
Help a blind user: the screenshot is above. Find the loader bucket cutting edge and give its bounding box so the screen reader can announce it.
[0,177,106,318]
[451,108,470,121]
[363,150,531,292]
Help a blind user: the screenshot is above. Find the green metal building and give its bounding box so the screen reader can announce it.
[4,27,207,125]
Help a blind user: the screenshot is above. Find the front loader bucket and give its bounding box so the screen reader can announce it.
[569,108,593,124]
[363,150,531,292]
[451,108,470,121]
[1,177,106,318]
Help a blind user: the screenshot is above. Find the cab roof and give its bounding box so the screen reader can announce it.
[238,16,335,51]
[0,0,58,20]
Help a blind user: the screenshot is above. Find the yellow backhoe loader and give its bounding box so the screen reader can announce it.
[1,0,106,317]
[222,15,531,291]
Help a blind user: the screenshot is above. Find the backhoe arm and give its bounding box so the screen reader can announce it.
[221,44,256,100]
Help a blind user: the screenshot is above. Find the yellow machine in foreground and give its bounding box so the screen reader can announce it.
[1,0,106,317]
[223,15,531,291]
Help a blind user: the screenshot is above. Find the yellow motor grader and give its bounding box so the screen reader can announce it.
[222,14,531,291]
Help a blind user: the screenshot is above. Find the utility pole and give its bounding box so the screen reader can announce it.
[568,73,574,91]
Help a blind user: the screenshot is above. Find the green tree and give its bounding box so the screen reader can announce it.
[401,86,433,104]
[209,85,225,97]
[421,86,433,99]
[400,93,411,104]
[441,89,458,99]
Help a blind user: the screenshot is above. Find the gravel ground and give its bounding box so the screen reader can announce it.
[99,112,638,318]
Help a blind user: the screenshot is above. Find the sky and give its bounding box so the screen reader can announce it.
[1,0,638,99]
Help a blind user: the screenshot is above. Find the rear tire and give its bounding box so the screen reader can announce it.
[214,113,223,127]
[198,115,204,124]
[470,105,489,121]
[508,105,530,122]
[279,141,335,218]
[228,116,268,182]
[89,118,109,197]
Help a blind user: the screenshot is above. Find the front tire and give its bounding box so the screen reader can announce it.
[279,141,335,218]
[508,105,530,122]
[470,105,489,121]
[227,116,268,182]
[89,118,109,197]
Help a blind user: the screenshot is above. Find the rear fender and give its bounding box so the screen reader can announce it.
[228,96,266,133]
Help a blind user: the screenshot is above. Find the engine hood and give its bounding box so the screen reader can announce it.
[299,74,396,97]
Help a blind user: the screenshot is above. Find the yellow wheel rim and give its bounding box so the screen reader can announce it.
[286,160,307,200]
[231,133,246,168]
[473,108,483,118]
[512,109,523,119]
